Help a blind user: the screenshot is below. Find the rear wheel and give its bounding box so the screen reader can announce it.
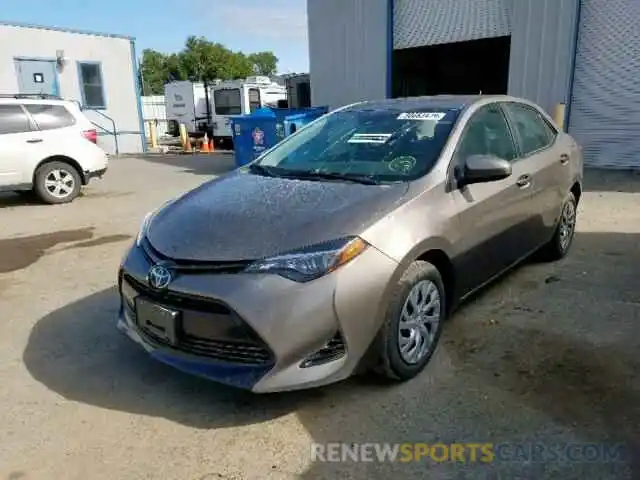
[537,192,577,261]
[374,261,446,381]
[34,161,82,204]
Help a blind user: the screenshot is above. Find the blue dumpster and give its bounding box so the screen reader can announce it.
[283,107,328,136]
[230,106,329,167]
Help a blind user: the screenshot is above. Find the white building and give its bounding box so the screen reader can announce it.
[0,21,146,154]
[308,0,639,169]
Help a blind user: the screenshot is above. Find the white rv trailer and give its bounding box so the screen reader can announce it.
[210,76,287,147]
[164,80,211,137]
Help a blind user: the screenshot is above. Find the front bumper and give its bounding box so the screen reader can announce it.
[117,241,398,393]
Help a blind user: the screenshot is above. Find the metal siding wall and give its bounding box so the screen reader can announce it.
[308,0,388,110]
[568,0,640,168]
[394,0,512,49]
[142,95,168,138]
[507,0,577,115]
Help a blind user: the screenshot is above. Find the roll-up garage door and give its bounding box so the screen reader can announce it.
[567,0,640,168]
[394,0,512,49]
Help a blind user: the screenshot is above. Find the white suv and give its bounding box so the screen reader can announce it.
[0,95,108,204]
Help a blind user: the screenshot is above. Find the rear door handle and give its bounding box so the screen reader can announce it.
[26,139,43,144]
[516,174,531,188]
[560,153,570,165]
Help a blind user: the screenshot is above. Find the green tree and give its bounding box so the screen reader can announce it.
[139,49,169,95]
[138,37,280,94]
[248,52,279,76]
[165,53,188,83]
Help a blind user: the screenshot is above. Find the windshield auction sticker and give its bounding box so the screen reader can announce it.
[397,112,446,121]
[348,133,393,144]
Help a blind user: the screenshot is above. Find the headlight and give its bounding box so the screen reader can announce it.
[135,211,155,246]
[135,197,180,247]
[244,237,368,282]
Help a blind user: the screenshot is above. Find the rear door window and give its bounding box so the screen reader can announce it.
[503,103,556,156]
[0,105,33,134]
[24,104,76,130]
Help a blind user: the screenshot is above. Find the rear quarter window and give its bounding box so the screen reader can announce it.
[25,104,76,131]
[0,104,33,134]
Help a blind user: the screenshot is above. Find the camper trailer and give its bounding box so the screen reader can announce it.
[164,81,211,137]
[210,76,287,148]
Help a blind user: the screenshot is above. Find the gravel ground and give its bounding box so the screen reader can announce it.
[0,155,638,480]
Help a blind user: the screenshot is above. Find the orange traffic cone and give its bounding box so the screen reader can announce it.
[201,133,210,153]
[209,138,215,152]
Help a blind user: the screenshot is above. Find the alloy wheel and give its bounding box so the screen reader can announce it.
[44,169,76,199]
[559,200,576,251]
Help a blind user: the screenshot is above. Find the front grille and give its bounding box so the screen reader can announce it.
[300,331,346,368]
[123,275,273,365]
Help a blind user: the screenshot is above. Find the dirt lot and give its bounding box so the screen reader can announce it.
[0,154,639,480]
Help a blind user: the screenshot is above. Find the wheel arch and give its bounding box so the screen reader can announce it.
[415,249,456,315]
[382,238,458,318]
[34,155,86,186]
[570,180,582,205]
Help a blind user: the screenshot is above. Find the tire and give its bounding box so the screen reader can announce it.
[374,260,446,382]
[537,192,577,262]
[34,161,82,204]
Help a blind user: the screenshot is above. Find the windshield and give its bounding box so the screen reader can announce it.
[253,107,461,182]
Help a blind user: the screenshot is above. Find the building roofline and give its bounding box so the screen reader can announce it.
[0,20,134,40]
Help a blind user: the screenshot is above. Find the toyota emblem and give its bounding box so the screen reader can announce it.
[147,264,172,290]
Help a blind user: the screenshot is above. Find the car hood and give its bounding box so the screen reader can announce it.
[146,170,410,262]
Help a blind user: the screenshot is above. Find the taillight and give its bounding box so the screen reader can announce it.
[83,129,97,144]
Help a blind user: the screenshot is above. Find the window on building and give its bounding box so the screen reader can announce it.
[0,105,33,135]
[503,103,556,156]
[248,88,261,113]
[78,62,106,109]
[457,105,518,162]
[25,104,76,130]
[214,88,242,115]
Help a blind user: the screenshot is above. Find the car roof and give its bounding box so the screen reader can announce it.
[0,96,75,106]
[342,95,521,113]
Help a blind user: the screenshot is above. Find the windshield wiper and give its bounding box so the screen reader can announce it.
[247,163,278,177]
[279,170,380,185]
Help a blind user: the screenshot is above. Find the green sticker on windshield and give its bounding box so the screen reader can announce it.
[388,156,417,173]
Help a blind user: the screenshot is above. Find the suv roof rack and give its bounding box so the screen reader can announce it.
[0,93,63,100]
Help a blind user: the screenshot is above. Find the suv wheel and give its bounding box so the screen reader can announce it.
[374,260,446,382]
[34,161,82,204]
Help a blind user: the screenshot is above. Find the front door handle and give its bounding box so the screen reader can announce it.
[560,153,570,165]
[26,139,43,144]
[516,174,531,188]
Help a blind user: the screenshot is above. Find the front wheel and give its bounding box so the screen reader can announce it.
[34,161,82,204]
[374,261,446,382]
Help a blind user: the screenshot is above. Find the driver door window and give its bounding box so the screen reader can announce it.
[457,105,518,163]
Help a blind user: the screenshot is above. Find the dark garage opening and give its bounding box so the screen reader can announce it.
[392,36,511,98]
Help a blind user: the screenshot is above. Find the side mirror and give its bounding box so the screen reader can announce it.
[459,154,512,186]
